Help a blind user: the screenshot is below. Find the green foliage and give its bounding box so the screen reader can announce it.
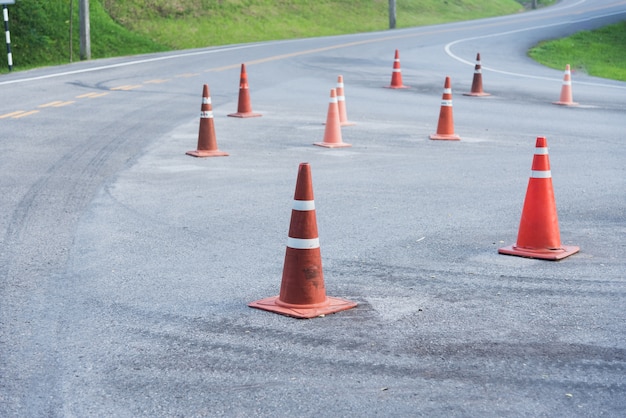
[2,0,522,72]
[3,0,167,71]
[529,21,626,81]
[100,0,523,49]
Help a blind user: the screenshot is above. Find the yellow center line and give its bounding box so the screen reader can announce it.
[12,110,40,119]
[76,92,110,98]
[52,101,75,107]
[175,73,200,78]
[110,84,143,91]
[0,110,27,119]
[39,101,64,108]
[144,79,170,84]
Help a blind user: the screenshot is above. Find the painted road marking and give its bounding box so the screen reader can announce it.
[175,73,200,78]
[110,84,143,91]
[0,110,27,119]
[38,101,75,108]
[76,92,110,99]
[12,110,39,118]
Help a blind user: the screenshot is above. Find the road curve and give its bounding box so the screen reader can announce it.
[1,0,625,416]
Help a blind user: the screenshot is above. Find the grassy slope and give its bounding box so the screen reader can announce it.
[2,0,523,73]
[101,0,523,49]
[529,21,626,82]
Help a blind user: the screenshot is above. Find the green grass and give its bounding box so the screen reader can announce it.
[529,21,626,81]
[101,0,525,49]
[1,0,523,73]
[2,1,168,72]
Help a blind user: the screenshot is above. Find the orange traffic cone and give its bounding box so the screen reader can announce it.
[228,63,262,118]
[385,49,409,89]
[553,64,578,106]
[314,88,352,148]
[249,163,357,318]
[186,84,229,157]
[430,76,461,141]
[463,53,490,97]
[499,137,579,260]
[336,75,356,126]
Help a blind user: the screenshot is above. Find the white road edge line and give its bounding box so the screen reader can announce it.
[0,44,261,86]
[444,1,626,89]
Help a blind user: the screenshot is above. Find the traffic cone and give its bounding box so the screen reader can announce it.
[499,137,579,260]
[249,163,358,319]
[385,49,409,89]
[186,84,229,157]
[553,64,578,106]
[314,88,352,148]
[228,63,262,118]
[430,76,461,141]
[463,53,490,97]
[336,75,356,126]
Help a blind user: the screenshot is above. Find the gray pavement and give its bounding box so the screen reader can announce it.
[1,0,625,416]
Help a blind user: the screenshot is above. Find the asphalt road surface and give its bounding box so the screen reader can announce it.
[1,0,625,416]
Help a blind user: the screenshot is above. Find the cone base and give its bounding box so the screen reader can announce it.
[552,101,578,106]
[498,244,580,261]
[186,150,229,157]
[249,296,357,319]
[228,112,262,118]
[463,92,491,97]
[313,141,352,148]
[385,85,409,89]
[429,133,461,141]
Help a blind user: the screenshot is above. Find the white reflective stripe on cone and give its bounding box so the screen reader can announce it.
[287,237,320,249]
[292,200,315,211]
[531,170,552,178]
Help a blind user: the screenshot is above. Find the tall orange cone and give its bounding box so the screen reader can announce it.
[463,53,490,97]
[336,75,356,126]
[385,49,409,89]
[249,163,357,319]
[499,137,579,260]
[314,88,351,148]
[430,76,461,141]
[186,84,229,157]
[553,64,578,106]
[228,63,262,118]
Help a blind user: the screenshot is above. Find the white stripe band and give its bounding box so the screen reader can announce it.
[534,147,549,155]
[562,81,571,85]
[531,170,551,178]
[443,88,452,94]
[336,95,345,101]
[202,97,212,104]
[337,82,344,88]
[200,111,213,118]
[287,237,320,249]
[474,69,482,74]
[329,97,337,103]
[441,100,452,106]
[392,69,401,72]
[292,200,315,211]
